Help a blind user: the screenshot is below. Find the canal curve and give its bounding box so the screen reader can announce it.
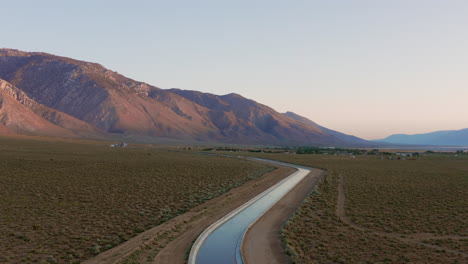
[188,157,311,264]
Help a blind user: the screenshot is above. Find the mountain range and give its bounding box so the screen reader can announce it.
[375,129,468,146]
[0,48,373,146]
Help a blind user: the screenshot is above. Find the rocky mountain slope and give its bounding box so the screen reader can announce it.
[167,89,347,145]
[283,111,370,146]
[0,78,103,138]
[0,48,215,141]
[0,48,369,146]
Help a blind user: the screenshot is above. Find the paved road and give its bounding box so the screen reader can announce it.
[188,158,311,264]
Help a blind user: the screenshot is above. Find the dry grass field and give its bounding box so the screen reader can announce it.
[0,136,272,264]
[246,152,467,263]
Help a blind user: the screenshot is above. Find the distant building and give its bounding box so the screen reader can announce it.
[396,152,412,157]
[110,142,127,147]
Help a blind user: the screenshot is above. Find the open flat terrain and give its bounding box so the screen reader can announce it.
[0,136,273,264]
[246,152,467,263]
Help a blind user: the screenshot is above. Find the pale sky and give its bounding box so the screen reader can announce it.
[2,0,467,139]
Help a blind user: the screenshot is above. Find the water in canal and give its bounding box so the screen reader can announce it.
[194,159,310,264]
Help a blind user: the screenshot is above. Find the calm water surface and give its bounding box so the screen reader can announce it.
[195,158,310,264]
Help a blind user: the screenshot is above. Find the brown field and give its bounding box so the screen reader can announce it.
[244,153,467,263]
[0,136,272,264]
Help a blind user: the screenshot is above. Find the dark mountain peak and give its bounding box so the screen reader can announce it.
[0,48,36,57]
[221,92,244,99]
[0,48,155,93]
[220,92,256,105]
[0,48,102,70]
[283,111,320,127]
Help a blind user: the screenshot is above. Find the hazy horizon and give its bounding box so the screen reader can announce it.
[3,0,467,140]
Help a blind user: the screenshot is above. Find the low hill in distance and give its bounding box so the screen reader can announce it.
[0,48,371,147]
[375,128,468,146]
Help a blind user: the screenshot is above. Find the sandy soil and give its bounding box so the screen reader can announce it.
[242,169,325,264]
[83,163,295,264]
[336,175,467,258]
